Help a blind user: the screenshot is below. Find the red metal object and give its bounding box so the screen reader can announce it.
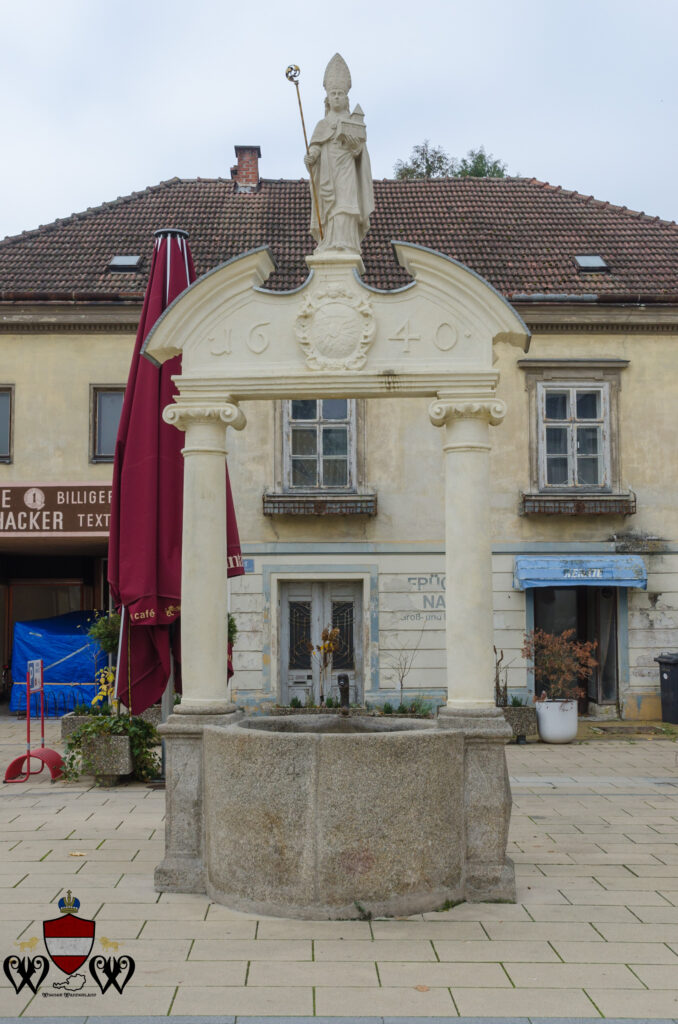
[4,661,63,783]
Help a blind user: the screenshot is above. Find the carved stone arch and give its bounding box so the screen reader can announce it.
[143,244,529,399]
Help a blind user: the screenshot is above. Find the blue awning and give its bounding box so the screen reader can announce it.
[513,555,647,590]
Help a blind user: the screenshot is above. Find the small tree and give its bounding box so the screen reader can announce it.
[394,140,456,179]
[521,629,597,701]
[494,646,509,707]
[86,610,121,655]
[456,146,507,178]
[394,141,507,180]
[383,628,424,707]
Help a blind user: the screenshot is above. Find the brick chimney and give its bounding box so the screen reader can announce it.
[230,145,261,192]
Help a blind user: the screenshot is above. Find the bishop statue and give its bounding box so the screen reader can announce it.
[304,54,374,254]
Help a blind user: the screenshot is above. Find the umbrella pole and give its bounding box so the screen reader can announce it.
[114,606,126,707]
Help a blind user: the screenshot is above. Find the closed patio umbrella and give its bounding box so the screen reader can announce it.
[108,228,243,714]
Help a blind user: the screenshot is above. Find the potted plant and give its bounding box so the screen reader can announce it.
[522,629,597,744]
[61,666,115,741]
[61,667,160,785]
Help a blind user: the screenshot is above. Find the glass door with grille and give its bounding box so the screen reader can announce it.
[280,581,362,706]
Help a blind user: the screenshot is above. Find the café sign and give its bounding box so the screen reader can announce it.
[0,485,111,536]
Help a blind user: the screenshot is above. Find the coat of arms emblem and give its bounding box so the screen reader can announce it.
[42,891,95,975]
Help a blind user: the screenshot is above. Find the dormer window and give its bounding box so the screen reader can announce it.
[575,254,609,272]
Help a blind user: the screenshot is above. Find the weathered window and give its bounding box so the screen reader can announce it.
[91,387,124,462]
[283,399,356,491]
[518,359,634,516]
[538,383,609,489]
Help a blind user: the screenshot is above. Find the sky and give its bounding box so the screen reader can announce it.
[1,0,677,241]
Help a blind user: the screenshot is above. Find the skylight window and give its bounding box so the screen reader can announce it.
[575,254,609,271]
[108,254,141,272]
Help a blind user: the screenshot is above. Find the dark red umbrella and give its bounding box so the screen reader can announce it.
[108,228,244,714]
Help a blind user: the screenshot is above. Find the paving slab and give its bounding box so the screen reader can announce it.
[2,720,678,1019]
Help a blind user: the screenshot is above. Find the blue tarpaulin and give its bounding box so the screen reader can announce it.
[9,611,106,716]
[11,611,106,683]
[513,555,647,590]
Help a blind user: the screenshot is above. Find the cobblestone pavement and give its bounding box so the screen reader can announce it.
[1,716,678,1020]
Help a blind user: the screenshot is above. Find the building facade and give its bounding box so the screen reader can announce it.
[1,147,677,717]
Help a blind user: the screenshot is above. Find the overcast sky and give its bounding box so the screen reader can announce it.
[2,0,676,241]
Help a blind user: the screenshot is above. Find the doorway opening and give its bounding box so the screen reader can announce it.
[533,586,618,706]
[280,580,362,706]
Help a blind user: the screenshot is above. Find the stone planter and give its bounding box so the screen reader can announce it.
[501,706,538,743]
[61,712,96,741]
[62,705,161,741]
[81,734,133,786]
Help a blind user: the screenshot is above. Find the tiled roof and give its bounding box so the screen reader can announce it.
[1,176,677,301]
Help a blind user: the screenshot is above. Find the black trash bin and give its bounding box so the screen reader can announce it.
[655,653,678,724]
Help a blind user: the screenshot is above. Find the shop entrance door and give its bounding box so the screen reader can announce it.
[533,586,618,706]
[280,581,362,706]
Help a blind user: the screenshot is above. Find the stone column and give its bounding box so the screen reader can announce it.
[155,399,246,894]
[163,401,246,712]
[429,386,515,903]
[429,389,506,710]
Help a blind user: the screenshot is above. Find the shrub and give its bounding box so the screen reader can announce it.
[86,611,121,655]
[289,697,302,709]
[382,702,394,715]
[72,701,110,717]
[408,697,433,717]
[522,628,597,701]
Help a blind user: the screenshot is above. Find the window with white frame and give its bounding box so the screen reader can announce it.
[0,388,12,462]
[537,382,609,489]
[91,387,124,462]
[283,398,356,491]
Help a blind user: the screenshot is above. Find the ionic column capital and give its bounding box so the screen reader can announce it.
[163,401,247,433]
[428,396,507,429]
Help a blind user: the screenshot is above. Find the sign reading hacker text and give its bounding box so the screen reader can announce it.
[0,486,112,536]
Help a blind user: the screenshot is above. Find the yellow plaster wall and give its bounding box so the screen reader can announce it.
[0,331,134,482]
[227,328,678,548]
[492,330,678,543]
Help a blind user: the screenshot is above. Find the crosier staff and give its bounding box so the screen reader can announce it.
[285,64,324,241]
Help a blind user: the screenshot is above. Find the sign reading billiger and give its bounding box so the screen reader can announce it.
[0,485,111,535]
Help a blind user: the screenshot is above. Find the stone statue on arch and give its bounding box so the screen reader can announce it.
[305,53,374,254]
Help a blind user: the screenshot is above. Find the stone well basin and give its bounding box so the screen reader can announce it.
[203,714,467,919]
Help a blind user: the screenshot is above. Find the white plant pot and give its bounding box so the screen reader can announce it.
[535,700,578,744]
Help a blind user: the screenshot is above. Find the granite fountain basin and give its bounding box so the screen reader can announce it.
[203,714,467,919]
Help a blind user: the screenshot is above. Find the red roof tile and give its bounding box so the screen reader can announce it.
[1,176,677,301]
